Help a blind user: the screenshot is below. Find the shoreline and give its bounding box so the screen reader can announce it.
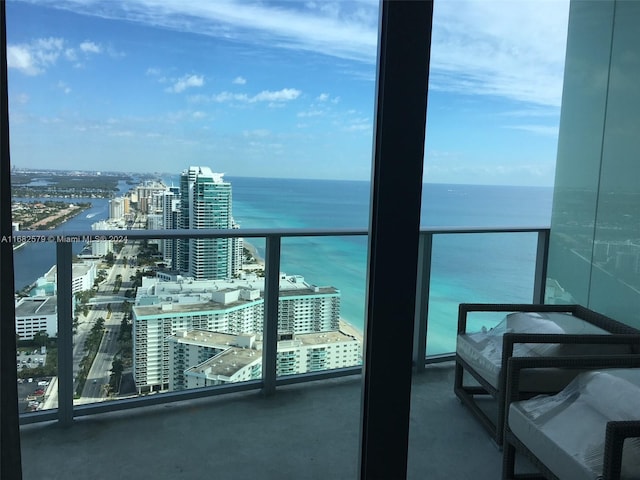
[243,240,264,266]
[242,240,363,344]
[339,318,363,343]
[13,202,91,231]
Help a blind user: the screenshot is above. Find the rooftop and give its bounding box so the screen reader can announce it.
[15,297,57,317]
[173,329,358,378]
[133,275,339,317]
[133,298,255,316]
[188,347,259,378]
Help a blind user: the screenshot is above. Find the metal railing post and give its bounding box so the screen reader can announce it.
[56,242,74,426]
[413,232,433,372]
[533,229,550,304]
[262,236,281,395]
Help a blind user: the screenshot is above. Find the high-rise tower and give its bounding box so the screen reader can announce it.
[161,186,180,268]
[177,166,233,280]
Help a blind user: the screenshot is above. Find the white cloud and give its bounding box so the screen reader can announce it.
[7,45,38,75]
[316,93,330,102]
[7,36,113,75]
[232,76,247,85]
[29,0,378,62]
[210,88,301,104]
[252,88,301,102]
[430,0,570,106]
[64,48,77,62]
[344,119,371,132]
[166,74,205,93]
[8,37,65,75]
[18,0,569,107]
[211,92,249,103]
[80,41,102,54]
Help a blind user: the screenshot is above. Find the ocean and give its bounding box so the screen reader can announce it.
[13,177,553,355]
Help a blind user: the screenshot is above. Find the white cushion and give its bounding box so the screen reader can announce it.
[457,312,628,390]
[509,369,640,480]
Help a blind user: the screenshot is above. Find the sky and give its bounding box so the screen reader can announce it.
[6,0,570,186]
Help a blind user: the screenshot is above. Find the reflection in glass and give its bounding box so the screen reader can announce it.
[546,0,640,329]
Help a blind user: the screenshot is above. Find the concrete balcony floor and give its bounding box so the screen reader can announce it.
[19,362,507,480]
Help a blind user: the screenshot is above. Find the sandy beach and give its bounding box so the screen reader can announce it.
[242,240,363,344]
[243,240,264,266]
[339,318,363,343]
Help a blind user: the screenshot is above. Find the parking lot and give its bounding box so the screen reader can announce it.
[17,349,47,371]
[17,377,52,412]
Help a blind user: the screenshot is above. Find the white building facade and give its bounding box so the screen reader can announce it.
[15,296,58,340]
[168,329,360,391]
[132,275,344,392]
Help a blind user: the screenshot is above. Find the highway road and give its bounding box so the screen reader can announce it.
[76,241,139,404]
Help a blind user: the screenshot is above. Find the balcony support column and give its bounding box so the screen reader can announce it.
[359,1,433,479]
[0,2,23,477]
[262,236,281,395]
[56,242,74,426]
[413,232,433,372]
[533,229,550,304]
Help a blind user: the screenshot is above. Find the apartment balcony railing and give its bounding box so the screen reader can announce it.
[16,226,549,427]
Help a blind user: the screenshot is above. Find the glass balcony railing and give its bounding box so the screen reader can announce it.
[15,226,549,425]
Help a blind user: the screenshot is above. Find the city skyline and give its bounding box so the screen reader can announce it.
[7,0,569,186]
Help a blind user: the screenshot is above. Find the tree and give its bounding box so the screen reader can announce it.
[111,358,124,377]
[33,330,49,348]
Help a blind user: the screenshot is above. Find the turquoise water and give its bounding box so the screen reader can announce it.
[225,177,553,354]
[15,176,552,354]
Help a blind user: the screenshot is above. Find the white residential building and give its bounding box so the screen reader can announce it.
[109,196,129,220]
[15,296,58,340]
[91,220,113,256]
[31,262,97,297]
[132,274,342,392]
[168,329,360,391]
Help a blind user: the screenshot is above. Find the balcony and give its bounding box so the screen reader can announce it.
[11,226,548,477]
[3,5,558,474]
[20,362,517,480]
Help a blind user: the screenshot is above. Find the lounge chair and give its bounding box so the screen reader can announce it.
[502,355,640,480]
[454,303,640,446]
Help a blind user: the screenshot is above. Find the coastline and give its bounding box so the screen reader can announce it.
[339,318,363,343]
[243,240,264,266]
[242,240,363,344]
[13,202,91,231]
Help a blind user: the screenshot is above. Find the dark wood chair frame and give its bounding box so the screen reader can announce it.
[502,355,640,480]
[454,303,640,446]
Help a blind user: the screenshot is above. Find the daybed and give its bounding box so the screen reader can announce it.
[454,303,640,446]
[502,355,640,480]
